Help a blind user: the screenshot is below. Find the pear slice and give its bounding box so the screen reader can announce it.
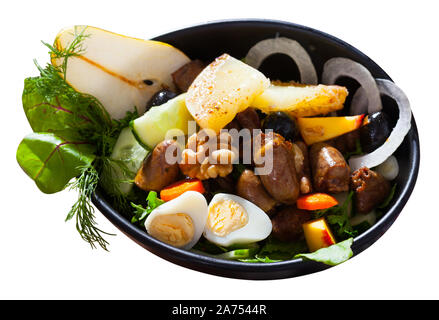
[52,25,190,119]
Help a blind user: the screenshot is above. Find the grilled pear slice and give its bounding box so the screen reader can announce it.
[52,25,190,119]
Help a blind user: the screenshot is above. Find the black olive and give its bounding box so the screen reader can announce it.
[146,89,177,110]
[360,111,392,153]
[255,109,267,121]
[262,111,299,141]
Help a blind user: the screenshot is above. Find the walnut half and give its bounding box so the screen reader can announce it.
[179,130,238,180]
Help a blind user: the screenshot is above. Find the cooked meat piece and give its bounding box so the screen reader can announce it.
[310,142,350,193]
[134,140,180,191]
[215,176,236,193]
[253,132,300,204]
[237,169,277,214]
[351,166,391,214]
[224,118,241,131]
[292,141,312,194]
[224,118,243,160]
[172,59,205,92]
[271,206,311,242]
[235,107,261,131]
[202,176,237,203]
[342,129,361,152]
[230,107,261,164]
[210,176,236,194]
[327,129,360,155]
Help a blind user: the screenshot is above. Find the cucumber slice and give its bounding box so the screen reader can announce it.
[105,127,149,196]
[130,93,193,149]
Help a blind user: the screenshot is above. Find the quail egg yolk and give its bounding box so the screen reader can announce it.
[148,213,195,247]
[207,199,248,237]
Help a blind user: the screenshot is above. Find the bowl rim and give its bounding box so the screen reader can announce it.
[91,18,420,280]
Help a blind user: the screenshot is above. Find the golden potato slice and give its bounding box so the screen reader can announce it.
[252,84,348,117]
[185,54,270,133]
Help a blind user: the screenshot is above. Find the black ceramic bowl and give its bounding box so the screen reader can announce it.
[92,19,420,280]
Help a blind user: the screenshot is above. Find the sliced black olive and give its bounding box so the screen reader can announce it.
[146,89,177,110]
[262,111,299,141]
[360,111,392,153]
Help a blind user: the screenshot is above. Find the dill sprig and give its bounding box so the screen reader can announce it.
[63,109,139,251]
[42,25,89,79]
[66,164,114,250]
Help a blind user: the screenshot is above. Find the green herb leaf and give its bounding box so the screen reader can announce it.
[130,191,164,224]
[147,190,165,208]
[16,132,95,194]
[231,163,247,179]
[192,238,228,254]
[315,191,357,240]
[352,220,372,235]
[294,238,354,266]
[131,203,151,223]
[216,247,259,260]
[343,138,363,159]
[238,255,283,263]
[192,246,260,261]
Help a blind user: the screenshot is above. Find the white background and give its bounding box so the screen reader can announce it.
[1,0,437,300]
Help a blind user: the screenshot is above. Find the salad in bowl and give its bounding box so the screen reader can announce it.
[16,22,417,278]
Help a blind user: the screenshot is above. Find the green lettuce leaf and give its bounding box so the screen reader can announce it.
[255,237,308,261]
[16,132,95,194]
[192,238,229,255]
[192,246,260,261]
[294,238,354,266]
[22,71,111,139]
